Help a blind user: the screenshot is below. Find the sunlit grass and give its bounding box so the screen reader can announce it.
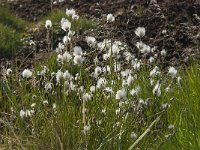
[0,6,28,58]
[162,63,200,150]
[0,6,199,150]
[0,6,27,31]
[0,23,23,58]
[1,48,199,149]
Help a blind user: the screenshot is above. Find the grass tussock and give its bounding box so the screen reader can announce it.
[162,64,200,150]
[0,8,199,150]
[41,9,96,50]
[1,57,200,149]
[0,6,28,58]
[0,23,23,58]
[0,6,27,32]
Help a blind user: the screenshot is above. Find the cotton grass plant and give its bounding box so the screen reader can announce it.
[0,9,199,150]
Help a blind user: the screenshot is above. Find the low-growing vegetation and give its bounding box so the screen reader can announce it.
[0,7,96,58]
[43,9,96,32]
[0,6,27,31]
[0,5,199,150]
[0,23,23,58]
[0,6,27,58]
[42,9,96,50]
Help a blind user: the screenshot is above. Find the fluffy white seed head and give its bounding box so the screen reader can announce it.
[56,43,65,54]
[39,66,49,76]
[150,66,160,77]
[104,87,113,93]
[31,103,36,108]
[20,109,33,118]
[90,86,96,93]
[43,100,48,105]
[130,132,137,141]
[108,43,120,56]
[127,75,134,86]
[96,78,107,89]
[72,14,79,20]
[45,20,52,29]
[141,44,151,54]
[177,76,181,83]
[97,42,106,51]
[20,110,25,119]
[73,55,84,65]
[86,36,96,47]
[22,69,32,78]
[83,124,91,134]
[168,124,175,130]
[66,8,76,17]
[133,62,141,70]
[103,53,110,60]
[149,57,155,64]
[73,46,83,56]
[135,41,145,50]
[63,70,71,80]
[153,80,162,97]
[56,70,63,83]
[63,36,69,44]
[45,82,53,91]
[165,86,171,92]
[162,30,167,34]
[107,14,115,23]
[63,51,72,62]
[6,68,12,76]
[135,42,150,54]
[116,88,127,100]
[57,54,63,63]
[82,93,92,101]
[94,66,102,77]
[135,27,146,38]
[161,49,167,56]
[61,18,71,31]
[121,69,131,78]
[168,67,177,78]
[130,85,141,96]
[151,46,157,53]
[68,30,75,37]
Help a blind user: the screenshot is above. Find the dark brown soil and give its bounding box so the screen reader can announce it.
[2,0,200,67]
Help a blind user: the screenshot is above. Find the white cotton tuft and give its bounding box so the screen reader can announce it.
[73,55,84,65]
[73,46,83,56]
[116,88,127,100]
[61,18,71,31]
[107,14,115,23]
[66,8,76,17]
[22,69,32,78]
[45,20,52,29]
[153,80,162,97]
[135,27,146,38]
[168,67,177,78]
